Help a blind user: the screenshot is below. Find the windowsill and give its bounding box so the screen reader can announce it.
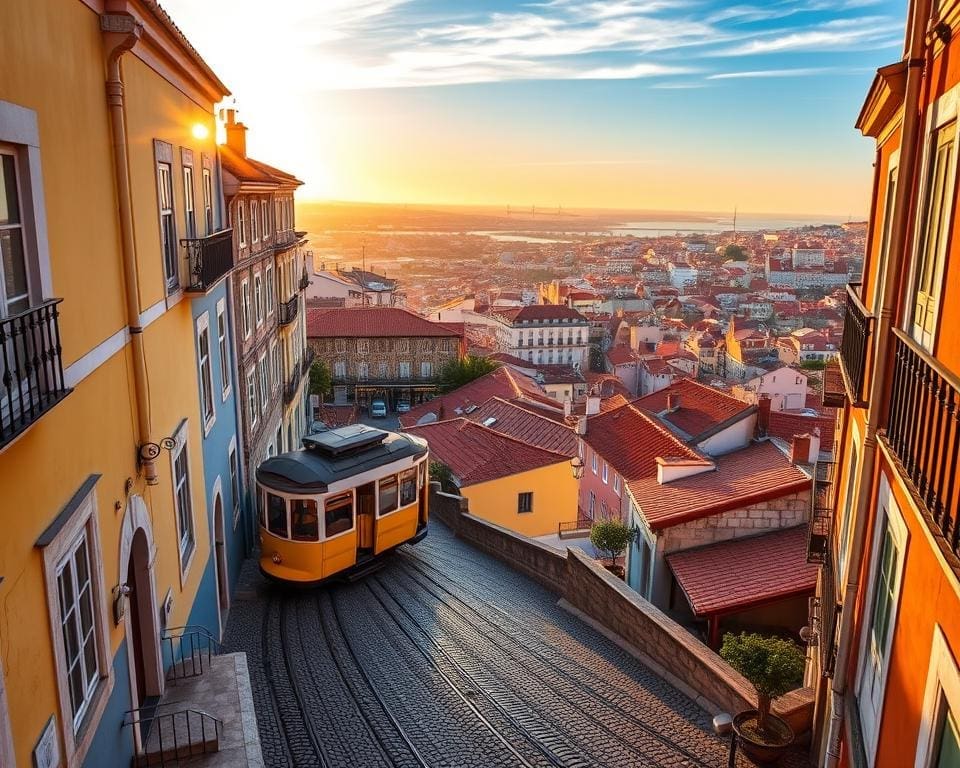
[203,414,216,438]
[179,543,196,588]
[165,288,184,310]
[221,386,231,404]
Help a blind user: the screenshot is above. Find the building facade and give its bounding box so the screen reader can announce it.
[491,304,590,367]
[810,2,960,765]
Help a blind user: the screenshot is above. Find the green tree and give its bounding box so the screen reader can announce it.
[589,519,635,566]
[720,632,805,736]
[429,461,457,493]
[309,360,332,403]
[437,355,499,393]
[724,243,746,261]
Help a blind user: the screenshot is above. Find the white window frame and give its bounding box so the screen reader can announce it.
[270,339,280,391]
[420,361,432,378]
[0,144,31,317]
[399,361,411,379]
[229,437,241,529]
[251,198,259,244]
[182,162,195,240]
[196,312,216,435]
[241,278,251,339]
[254,271,264,327]
[265,265,275,315]
[592,450,598,474]
[261,199,269,238]
[856,473,909,766]
[237,201,246,248]
[602,462,609,484]
[171,422,196,578]
[334,360,346,378]
[258,352,269,411]
[202,166,213,235]
[613,474,621,496]
[156,159,178,293]
[915,625,960,768]
[246,368,258,427]
[216,298,231,402]
[40,481,112,766]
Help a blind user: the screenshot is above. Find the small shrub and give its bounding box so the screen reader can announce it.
[589,519,634,565]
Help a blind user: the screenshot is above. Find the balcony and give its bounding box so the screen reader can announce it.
[181,229,234,293]
[838,283,874,406]
[299,272,310,292]
[284,368,301,405]
[301,348,315,377]
[0,299,72,450]
[807,461,835,564]
[821,358,846,408]
[884,329,960,564]
[278,296,299,326]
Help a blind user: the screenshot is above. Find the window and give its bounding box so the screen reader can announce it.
[251,198,260,243]
[266,492,288,538]
[334,360,346,378]
[290,499,319,541]
[602,462,609,484]
[591,451,598,474]
[399,361,411,379]
[241,279,251,338]
[202,167,213,235]
[396,338,410,354]
[246,368,257,426]
[57,532,100,730]
[838,441,860,577]
[917,627,960,768]
[325,493,354,537]
[517,492,533,514]
[613,474,621,495]
[258,354,268,410]
[379,475,399,516]
[912,120,955,349]
[229,443,240,525]
[358,362,369,380]
[261,200,269,237]
[378,362,388,379]
[588,491,596,517]
[271,341,280,389]
[357,339,369,354]
[217,299,230,400]
[265,266,275,314]
[157,160,177,292]
[0,149,29,315]
[421,361,432,378]
[196,314,215,430]
[254,272,263,326]
[173,430,195,567]
[182,164,195,239]
[400,468,417,506]
[237,201,246,247]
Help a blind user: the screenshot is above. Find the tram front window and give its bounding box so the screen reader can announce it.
[400,468,417,506]
[325,493,353,537]
[290,499,319,542]
[378,475,398,516]
[266,492,288,538]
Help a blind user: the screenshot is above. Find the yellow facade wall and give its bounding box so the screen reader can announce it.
[461,462,579,538]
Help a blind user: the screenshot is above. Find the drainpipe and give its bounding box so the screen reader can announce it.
[823,0,932,762]
[102,14,158,485]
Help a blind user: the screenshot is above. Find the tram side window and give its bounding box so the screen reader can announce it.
[378,475,399,516]
[325,493,353,537]
[290,498,319,542]
[400,468,417,506]
[267,493,288,538]
[258,489,266,528]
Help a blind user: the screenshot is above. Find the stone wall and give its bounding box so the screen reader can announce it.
[430,483,814,734]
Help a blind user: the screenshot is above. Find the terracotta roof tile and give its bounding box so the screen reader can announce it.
[606,345,642,365]
[405,419,568,486]
[667,526,818,616]
[495,305,589,324]
[768,411,836,453]
[465,397,578,456]
[306,307,463,338]
[630,441,811,529]
[633,379,753,440]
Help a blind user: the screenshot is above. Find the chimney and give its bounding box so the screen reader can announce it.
[666,392,681,411]
[757,395,771,437]
[586,395,601,416]
[221,107,247,157]
[790,434,812,465]
[563,398,572,418]
[576,415,587,435]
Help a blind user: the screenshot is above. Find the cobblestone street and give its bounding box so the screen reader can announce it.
[224,522,807,768]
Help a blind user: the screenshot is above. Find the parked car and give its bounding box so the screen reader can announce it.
[798,408,819,417]
[370,400,388,418]
[396,400,411,414]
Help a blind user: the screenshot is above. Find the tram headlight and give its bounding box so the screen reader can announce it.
[271,552,282,564]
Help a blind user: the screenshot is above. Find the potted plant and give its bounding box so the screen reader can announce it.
[589,519,634,579]
[720,632,805,765]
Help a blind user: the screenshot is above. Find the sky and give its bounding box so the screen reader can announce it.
[160,0,906,217]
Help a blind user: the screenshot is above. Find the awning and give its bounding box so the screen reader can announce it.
[666,526,818,617]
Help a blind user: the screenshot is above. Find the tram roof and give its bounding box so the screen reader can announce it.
[256,425,428,493]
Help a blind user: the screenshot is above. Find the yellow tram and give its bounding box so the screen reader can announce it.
[255,424,429,584]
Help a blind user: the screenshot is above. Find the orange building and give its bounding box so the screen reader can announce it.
[809,1,960,765]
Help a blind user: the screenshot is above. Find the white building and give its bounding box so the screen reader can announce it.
[668,262,699,289]
[732,366,808,412]
[491,304,590,367]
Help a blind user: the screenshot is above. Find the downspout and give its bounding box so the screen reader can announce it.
[823,0,932,762]
[102,14,158,485]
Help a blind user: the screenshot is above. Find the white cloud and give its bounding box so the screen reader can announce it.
[707,67,832,79]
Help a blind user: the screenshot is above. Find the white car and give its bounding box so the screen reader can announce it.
[370,400,388,418]
[396,400,411,414]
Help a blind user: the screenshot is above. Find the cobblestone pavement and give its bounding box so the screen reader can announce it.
[224,522,810,768]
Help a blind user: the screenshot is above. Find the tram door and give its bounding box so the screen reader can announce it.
[357,482,376,551]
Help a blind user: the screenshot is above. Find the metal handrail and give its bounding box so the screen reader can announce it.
[124,705,222,767]
[161,626,222,682]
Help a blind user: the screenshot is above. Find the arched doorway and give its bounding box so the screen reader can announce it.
[127,529,151,706]
[214,493,229,622]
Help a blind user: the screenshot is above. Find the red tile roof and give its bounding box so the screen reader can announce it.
[629,440,811,530]
[768,411,836,453]
[306,307,463,338]
[667,526,818,616]
[606,345,641,365]
[405,418,569,486]
[584,403,703,482]
[633,379,753,440]
[495,305,589,324]
[465,397,578,456]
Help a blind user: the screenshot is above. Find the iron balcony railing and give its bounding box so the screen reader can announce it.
[181,229,234,293]
[161,625,222,682]
[0,299,71,449]
[278,295,299,326]
[274,229,298,249]
[885,329,960,560]
[807,461,835,564]
[299,272,310,291]
[839,283,874,406]
[284,368,301,405]
[124,703,222,767]
[301,348,315,377]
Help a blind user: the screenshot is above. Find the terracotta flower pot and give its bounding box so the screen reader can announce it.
[732,710,794,766]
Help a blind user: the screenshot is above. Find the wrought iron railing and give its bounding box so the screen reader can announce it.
[299,272,310,291]
[274,229,298,249]
[301,348,315,376]
[124,703,222,767]
[284,368,301,405]
[278,295,298,326]
[181,229,233,293]
[807,461,835,564]
[0,299,71,449]
[885,329,960,557]
[839,283,874,405]
[161,625,222,682]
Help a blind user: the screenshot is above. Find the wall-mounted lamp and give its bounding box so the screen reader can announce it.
[112,583,131,626]
[191,123,210,141]
[570,456,584,480]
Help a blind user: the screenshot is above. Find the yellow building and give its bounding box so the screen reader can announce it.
[406,416,579,538]
[0,2,236,766]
